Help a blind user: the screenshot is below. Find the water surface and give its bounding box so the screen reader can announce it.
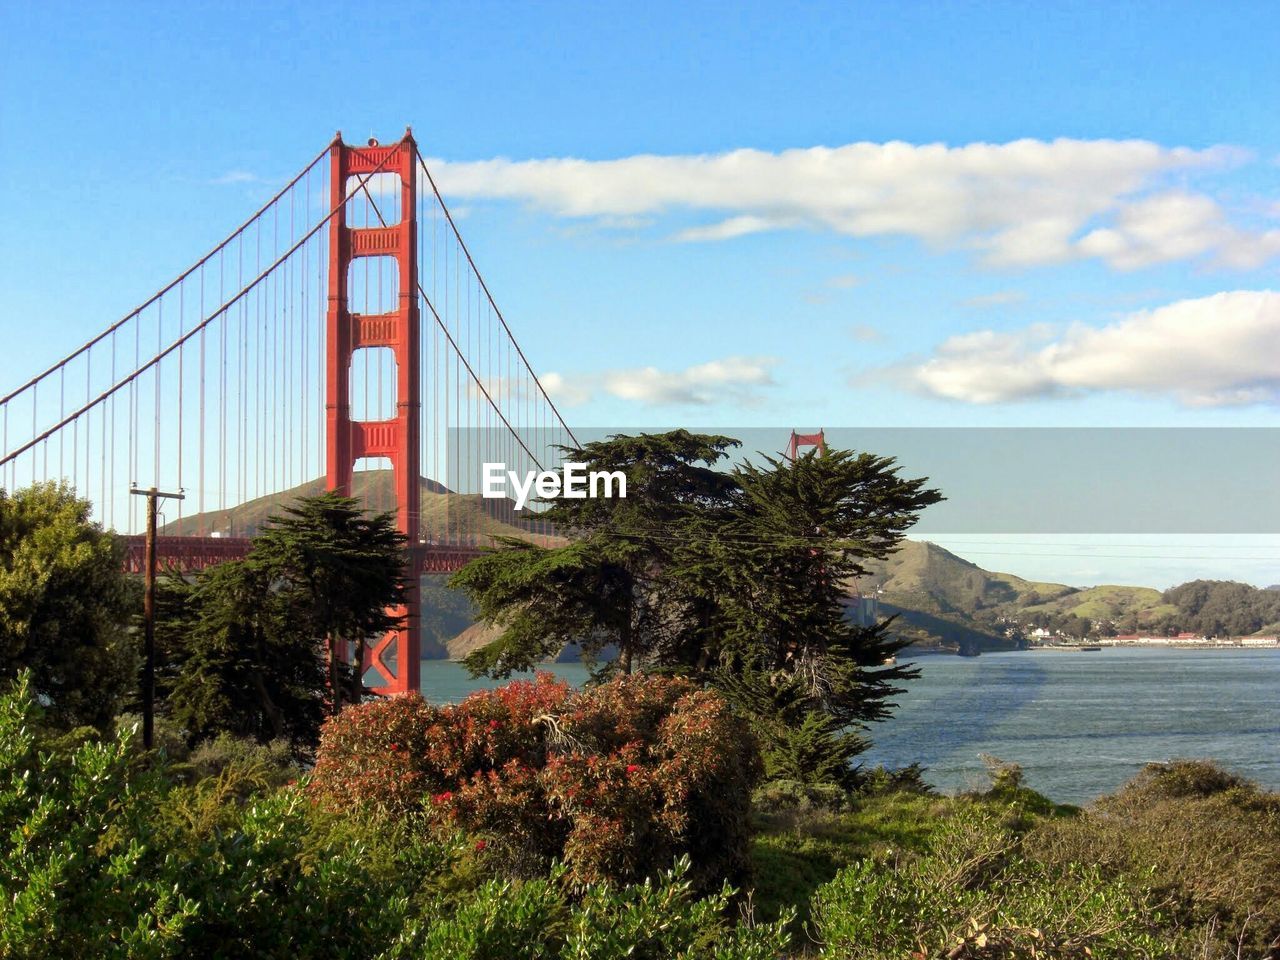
[418,648,1280,805]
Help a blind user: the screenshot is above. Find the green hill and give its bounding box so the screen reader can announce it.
[160,469,544,543]
[1019,584,1179,627]
[857,540,1075,618]
[850,541,1184,650]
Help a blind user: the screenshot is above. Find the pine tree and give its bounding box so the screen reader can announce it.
[247,493,408,709]
[451,431,739,676]
[451,434,942,785]
[162,492,409,749]
[706,448,942,783]
[166,559,326,746]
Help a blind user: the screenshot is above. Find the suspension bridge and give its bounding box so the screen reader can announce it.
[0,130,577,695]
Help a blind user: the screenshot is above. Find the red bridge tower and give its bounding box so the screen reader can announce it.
[786,429,827,460]
[326,131,421,695]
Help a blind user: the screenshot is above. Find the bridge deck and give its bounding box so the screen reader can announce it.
[121,535,488,575]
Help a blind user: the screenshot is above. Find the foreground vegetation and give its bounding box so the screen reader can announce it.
[2,672,1277,959]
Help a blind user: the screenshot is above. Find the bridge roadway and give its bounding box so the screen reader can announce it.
[121,535,487,575]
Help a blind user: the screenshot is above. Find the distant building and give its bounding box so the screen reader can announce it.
[1242,635,1279,648]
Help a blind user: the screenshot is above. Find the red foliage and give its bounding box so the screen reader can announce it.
[309,672,759,888]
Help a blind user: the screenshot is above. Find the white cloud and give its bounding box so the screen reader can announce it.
[540,372,592,407]
[1077,190,1280,270]
[425,139,1274,270]
[675,215,784,242]
[849,323,883,343]
[540,356,779,408]
[906,290,1280,406]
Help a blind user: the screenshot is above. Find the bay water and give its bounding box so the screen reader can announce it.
[418,648,1280,805]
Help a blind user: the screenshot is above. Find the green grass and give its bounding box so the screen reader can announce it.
[748,793,952,929]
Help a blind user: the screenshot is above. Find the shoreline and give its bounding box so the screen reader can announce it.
[1028,642,1280,652]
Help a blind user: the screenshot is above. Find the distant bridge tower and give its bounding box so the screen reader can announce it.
[326,130,420,695]
[786,429,826,460]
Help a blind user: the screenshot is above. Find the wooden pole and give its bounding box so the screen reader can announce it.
[130,486,184,749]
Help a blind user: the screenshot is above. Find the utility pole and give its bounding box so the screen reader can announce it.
[130,486,184,749]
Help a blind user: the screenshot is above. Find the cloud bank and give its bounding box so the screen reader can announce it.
[907,290,1280,406]
[427,139,1278,270]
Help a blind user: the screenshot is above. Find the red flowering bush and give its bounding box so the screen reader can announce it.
[309,673,760,889]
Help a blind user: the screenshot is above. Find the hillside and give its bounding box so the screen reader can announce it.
[851,540,1183,651]
[160,469,541,542]
[154,492,1200,659]
[857,540,1075,617]
[1019,584,1179,627]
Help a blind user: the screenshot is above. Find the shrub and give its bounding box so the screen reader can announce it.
[0,671,460,958]
[811,806,1189,959]
[310,672,761,890]
[0,674,195,957]
[852,762,934,798]
[0,671,786,958]
[1112,758,1257,802]
[753,778,851,816]
[749,790,964,931]
[184,733,300,788]
[401,857,790,960]
[1027,760,1280,958]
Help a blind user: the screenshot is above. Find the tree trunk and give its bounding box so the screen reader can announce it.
[329,632,342,715]
[251,670,286,741]
[252,627,286,740]
[618,615,633,675]
[349,636,364,707]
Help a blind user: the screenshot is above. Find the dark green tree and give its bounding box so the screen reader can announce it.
[717,663,867,787]
[709,448,942,784]
[0,483,137,729]
[165,559,325,746]
[163,492,409,748]
[451,430,739,676]
[246,493,409,709]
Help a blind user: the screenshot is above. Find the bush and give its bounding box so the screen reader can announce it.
[1027,760,1280,959]
[1112,757,1257,802]
[403,857,792,960]
[753,779,851,816]
[185,733,300,788]
[0,671,457,958]
[852,762,934,798]
[310,672,761,890]
[811,806,1190,959]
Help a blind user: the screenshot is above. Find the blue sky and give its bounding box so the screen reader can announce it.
[2,0,1279,588]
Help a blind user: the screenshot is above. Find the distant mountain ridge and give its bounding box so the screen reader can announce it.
[853,540,1184,652]
[159,470,540,542]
